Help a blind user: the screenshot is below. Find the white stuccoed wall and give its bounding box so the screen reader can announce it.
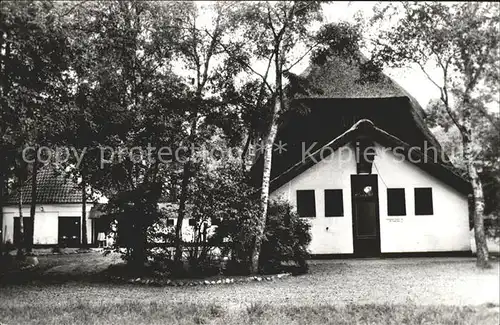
[2,204,93,245]
[373,143,470,253]
[270,142,471,254]
[271,144,357,254]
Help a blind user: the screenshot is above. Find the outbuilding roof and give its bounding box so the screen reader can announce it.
[4,165,82,205]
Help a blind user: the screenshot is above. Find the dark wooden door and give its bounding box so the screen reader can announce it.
[351,175,381,257]
[58,217,81,247]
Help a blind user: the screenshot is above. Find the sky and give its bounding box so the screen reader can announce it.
[241,1,442,108]
[191,1,489,111]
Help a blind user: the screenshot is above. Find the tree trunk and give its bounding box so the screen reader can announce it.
[81,173,88,247]
[17,180,25,258]
[464,137,490,268]
[250,44,284,274]
[130,218,147,272]
[174,162,190,262]
[28,160,37,253]
[0,168,4,252]
[174,110,199,263]
[241,134,252,172]
[250,99,280,274]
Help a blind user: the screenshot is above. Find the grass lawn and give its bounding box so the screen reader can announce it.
[0,301,498,325]
[0,252,499,324]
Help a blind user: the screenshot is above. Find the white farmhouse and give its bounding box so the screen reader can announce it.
[252,56,472,256]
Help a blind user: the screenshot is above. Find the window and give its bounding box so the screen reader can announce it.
[387,188,406,216]
[324,189,344,217]
[415,188,433,215]
[296,190,316,217]
[188,219,196,226]
[166,219,174,226]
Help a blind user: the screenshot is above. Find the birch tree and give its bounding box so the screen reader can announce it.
[228,1,324,273]
[223,1,366,273]
[372,2,499,268]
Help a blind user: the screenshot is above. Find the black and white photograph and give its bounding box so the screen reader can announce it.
[0,1,499,324]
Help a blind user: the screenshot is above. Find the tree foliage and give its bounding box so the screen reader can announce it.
[0,1,73,254]
[1,0,369,274]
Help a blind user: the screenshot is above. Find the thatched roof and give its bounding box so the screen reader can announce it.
[268,119,470,194]
[299,55,442,151]
[251,55,459,187]
[302,55,404,99]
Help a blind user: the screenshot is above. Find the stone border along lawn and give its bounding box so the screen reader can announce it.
[108,272,293,287]
[5,247,98,257]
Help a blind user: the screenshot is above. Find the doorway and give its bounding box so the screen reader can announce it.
[351,175,381,257]
[58,217,81,247]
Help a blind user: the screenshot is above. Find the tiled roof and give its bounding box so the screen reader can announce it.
[4,165,82,205]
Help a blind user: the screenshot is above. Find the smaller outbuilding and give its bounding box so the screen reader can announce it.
[1,165,99,247]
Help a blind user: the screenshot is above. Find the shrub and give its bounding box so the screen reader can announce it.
[215,197,312,275]
[104,182,164,270]
[259,200,311,274]
[51,245,62,254]
[0,253,14,273]
[222,259,251,276]
[102,160,312,278]
[195,161,261,274]
[485,216,500,238]
[186,253,222,278]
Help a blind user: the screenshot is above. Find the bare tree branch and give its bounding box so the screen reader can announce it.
[198,11,222,93]
[58,0,90,17]
[283,40,321,73]
[414,56,464,134]
[203,29,274,93]
[266,4,277,38]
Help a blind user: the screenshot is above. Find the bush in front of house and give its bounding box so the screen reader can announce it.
[1,240,15,256]
[215,198,312,275]
[485,215,500,239]
[259,200,312,275]
[0,241,15,274]
[187,161,260,276]
[185,162,312,276]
